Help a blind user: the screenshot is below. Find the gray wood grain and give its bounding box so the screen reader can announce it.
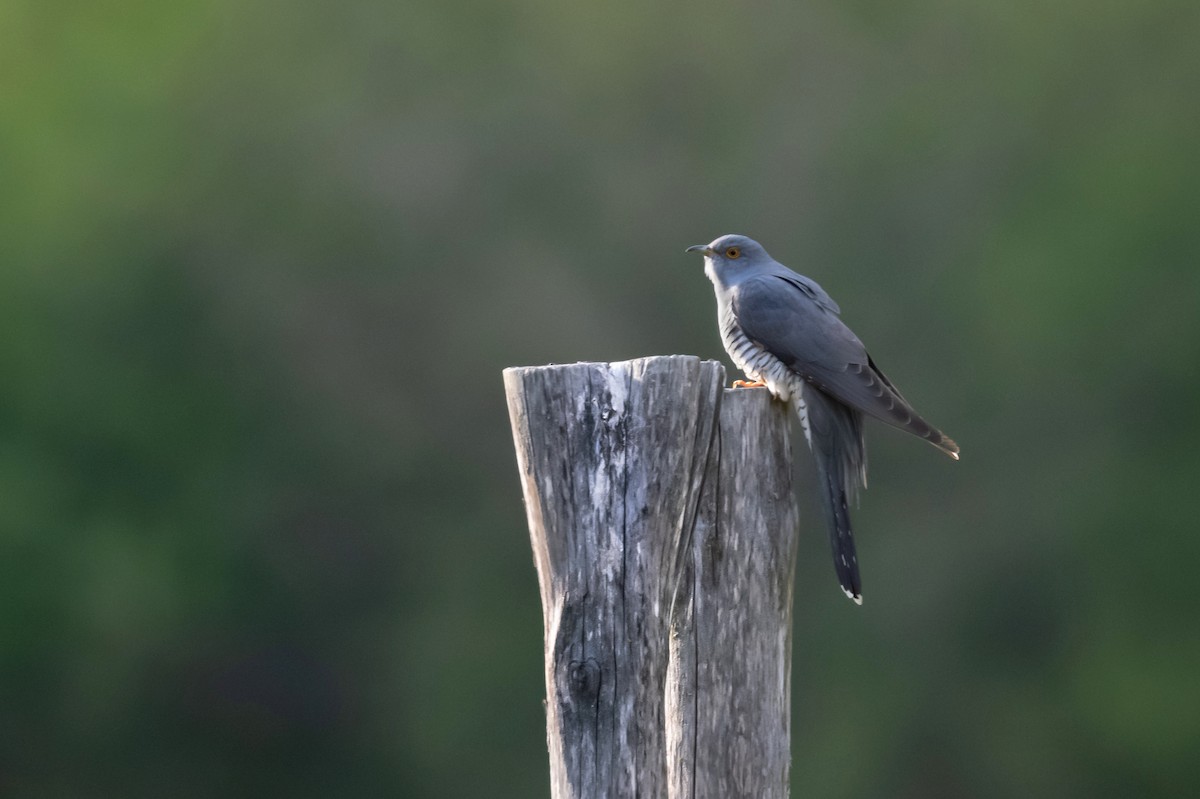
[504,359,799,799]
[667,387,799,799]
[504,356,724,799]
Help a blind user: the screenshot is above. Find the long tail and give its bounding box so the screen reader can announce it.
[799,382,867,604]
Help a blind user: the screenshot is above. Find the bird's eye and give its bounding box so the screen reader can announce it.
[725,246,741,259]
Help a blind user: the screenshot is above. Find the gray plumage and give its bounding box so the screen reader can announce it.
[687,234,959,604]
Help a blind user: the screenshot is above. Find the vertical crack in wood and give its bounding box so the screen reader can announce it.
[691,422,720,799]
[616,365,631,795]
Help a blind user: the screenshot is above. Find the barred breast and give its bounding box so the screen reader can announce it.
[719,306,812,444]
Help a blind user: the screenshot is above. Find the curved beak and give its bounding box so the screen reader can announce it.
[685,244,713,256]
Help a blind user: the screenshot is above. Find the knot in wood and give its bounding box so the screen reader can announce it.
[562,657,601,703]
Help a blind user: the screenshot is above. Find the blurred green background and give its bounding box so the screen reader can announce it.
[3,0,1198,796]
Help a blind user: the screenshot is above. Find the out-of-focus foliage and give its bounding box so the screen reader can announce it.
[2,0,1198,795]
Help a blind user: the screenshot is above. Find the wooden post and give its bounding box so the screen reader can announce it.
[504,356,799,799]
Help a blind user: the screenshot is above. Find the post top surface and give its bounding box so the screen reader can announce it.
[503,355,723,379]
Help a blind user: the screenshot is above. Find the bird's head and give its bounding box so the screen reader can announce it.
[685,234,771,287]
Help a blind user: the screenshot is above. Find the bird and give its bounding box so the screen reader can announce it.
[686,234,959,604]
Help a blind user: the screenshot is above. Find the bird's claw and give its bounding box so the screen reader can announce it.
[732,379,766,389]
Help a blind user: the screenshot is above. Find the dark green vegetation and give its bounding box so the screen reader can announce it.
[3,1,1198,796]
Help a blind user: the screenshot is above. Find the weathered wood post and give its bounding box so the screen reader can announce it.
[504,356,799,799]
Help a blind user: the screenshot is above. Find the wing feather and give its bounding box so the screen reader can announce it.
[732,274,959,458]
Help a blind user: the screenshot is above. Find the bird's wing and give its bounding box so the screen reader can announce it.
[775,272,841,315]
[732,274,959,458]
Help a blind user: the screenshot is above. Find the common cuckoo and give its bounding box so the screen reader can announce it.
[687,234,959,604]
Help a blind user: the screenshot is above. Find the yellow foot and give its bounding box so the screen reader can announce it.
[732,379,766,389]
